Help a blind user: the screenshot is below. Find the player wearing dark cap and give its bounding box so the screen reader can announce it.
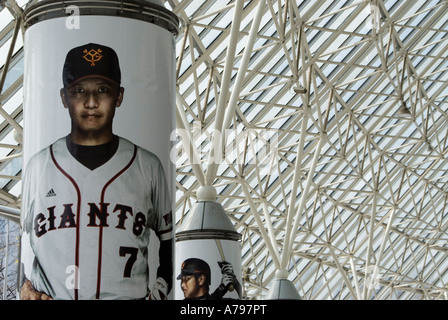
[177,258,241,300]
[20,43,173,300]
[62,43,121,87]
[60,43,124,149]
[177,258,212,299]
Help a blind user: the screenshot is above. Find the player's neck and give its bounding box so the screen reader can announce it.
[69,131,114,146]
[66,134,119,170]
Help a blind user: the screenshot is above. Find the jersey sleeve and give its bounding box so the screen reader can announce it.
[151,160,173,242]
[20,176,35,285]
[139,149,173,242]
[20,148,48,283]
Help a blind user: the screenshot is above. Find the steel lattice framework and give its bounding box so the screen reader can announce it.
[0,0,448,300]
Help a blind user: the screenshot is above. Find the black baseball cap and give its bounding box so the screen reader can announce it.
[62,43,121,87]
[177,258,211,285]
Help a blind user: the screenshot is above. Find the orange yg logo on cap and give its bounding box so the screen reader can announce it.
[82,48,103,66]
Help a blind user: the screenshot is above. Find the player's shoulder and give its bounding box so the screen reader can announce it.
[27,147,49,165]
[118,136,162,167]
[26,137,64,166]
[24,137,65,179]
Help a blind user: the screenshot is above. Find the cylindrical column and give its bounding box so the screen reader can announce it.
[175,186,242,300]
[20,0,179,300]
[265,270,301,300]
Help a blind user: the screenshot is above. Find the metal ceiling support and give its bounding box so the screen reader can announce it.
[6,0,23,18]
[176,93,206,187]
[281,111,308,269]
[205,0,244,185]
[170,0,448,300]
[328,245,358,299]
[283,134,326,267]
[0,14,23,136]
[241,182,281,269]
[0,15,20,93]
[0,204,20,223]
[366,206,397,299]
[221,0,267,147]
[175,0,447,299]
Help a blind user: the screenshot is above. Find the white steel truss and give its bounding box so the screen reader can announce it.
[0,0,447,300]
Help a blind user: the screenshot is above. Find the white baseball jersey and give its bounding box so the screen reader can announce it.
[21,136,172,300]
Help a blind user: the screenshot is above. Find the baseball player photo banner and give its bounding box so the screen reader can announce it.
[20,1,179,300]
[175,239,243,300]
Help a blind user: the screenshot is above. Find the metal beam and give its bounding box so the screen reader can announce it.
[205,0,245,185]
[0,205,20,223]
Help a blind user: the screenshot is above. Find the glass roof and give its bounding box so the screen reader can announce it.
[1,0,448,300]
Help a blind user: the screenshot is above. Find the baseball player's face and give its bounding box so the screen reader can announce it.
[180,274,206,299]
[61,77,124,144]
